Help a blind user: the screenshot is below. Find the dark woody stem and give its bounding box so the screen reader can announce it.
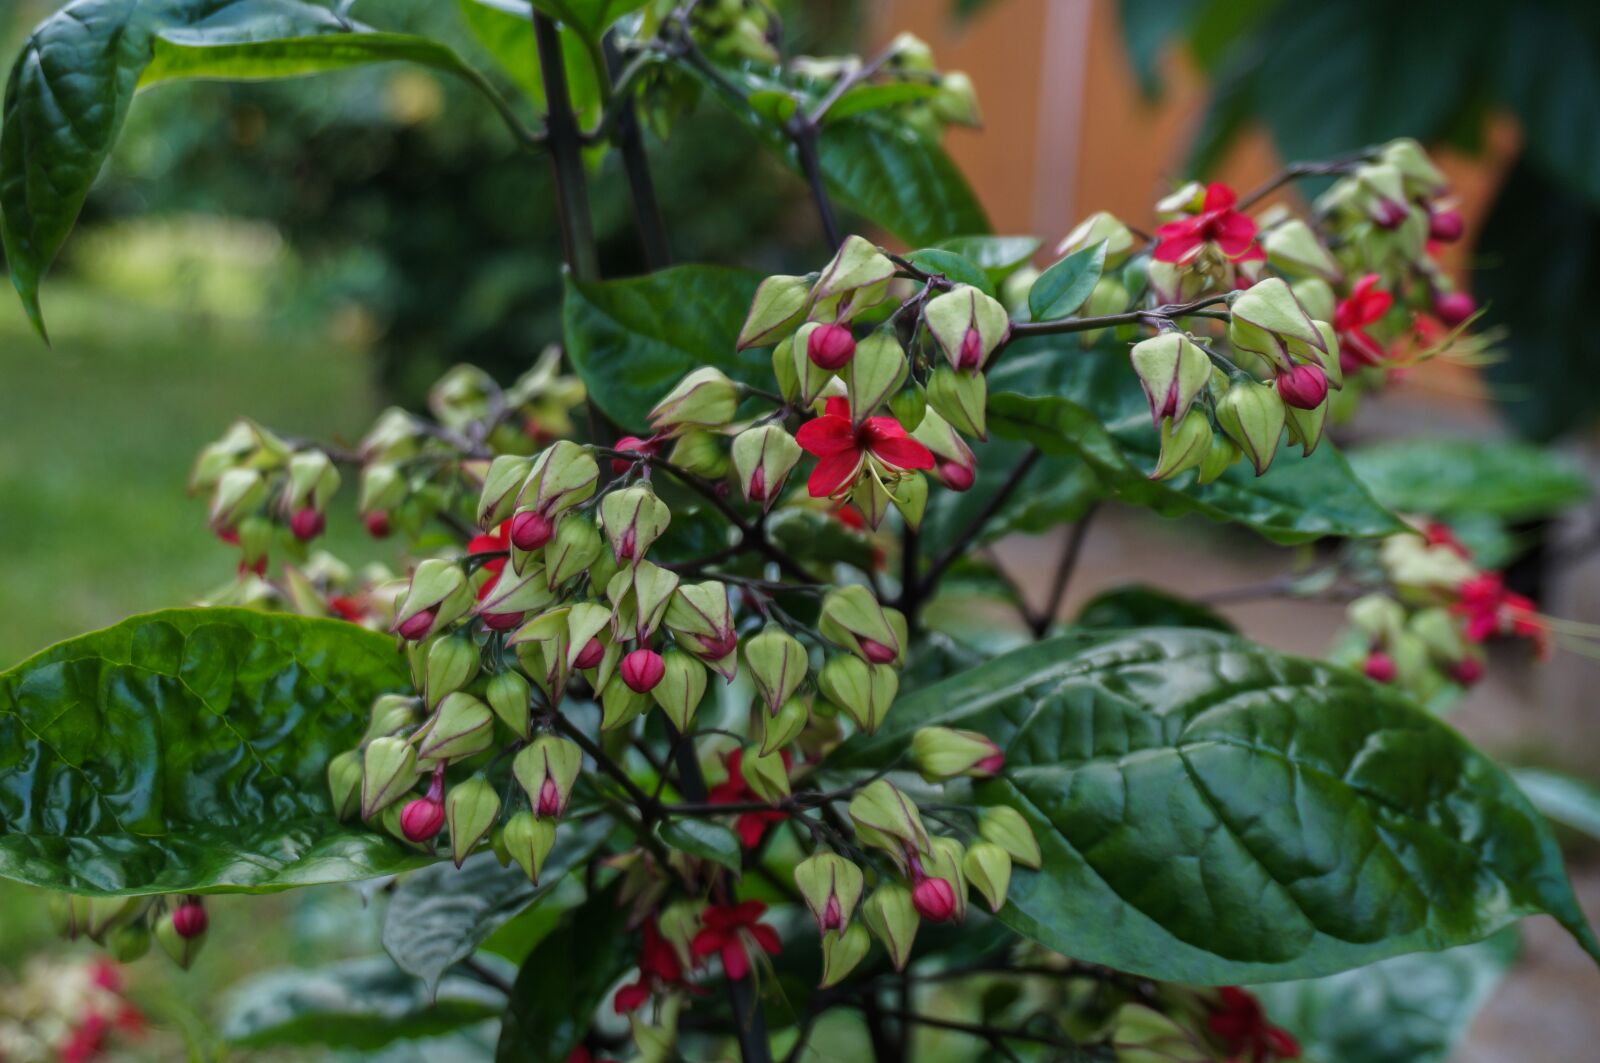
[1029,502,1099,638]
[790,120,844,250]
[601,33,672,270]
[1234,151,1378,211]
[910,447,1042,610]
[532,11,600,283]
[1004,294,1233,341]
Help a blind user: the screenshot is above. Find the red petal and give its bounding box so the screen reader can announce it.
[614,979,651,1013]
[860,415,908,442]
[1203,182,1237,211]
[1211,212,1258,258]
[1153,231,1204,264]
[869,435,935,471]
[691,929,725,956]
[808,450,863,497]
[749,924,782,956]
[823,396,851,419]
[795,415,858,457]
[736,813,769,849]
[721,941,750,981]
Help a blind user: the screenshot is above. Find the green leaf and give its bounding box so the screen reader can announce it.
[1028,241,1107,321]
[529,0,649,42]
[833,629,1600,983]
[1,0,528,339]
[1349,436,1590,522]
[934,235,1042,284]
[1075,584,1235,633]
[0,608,424,895]
[823,81,943,123]
[986,339,1404,544]
[1495,4,1600,204]
[221,955,505,1050]
[1513,768,1600,842]
[457,0,600,123]
[563,265,767,433]
[1252,929,1519,1063]
[906,247,996,297]
[661,817,742,875]
[496,881,633,1062]
[382,822,611,993]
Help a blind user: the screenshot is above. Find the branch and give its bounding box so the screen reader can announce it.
[1005,294,1233,342]
[1235,151,1378,211]
[1030,502,1100,638]
[912,447,1042,604]
[601,33,672,270]
[551,713,660,817]
[879,1009,1077,1053]
[789,118,843,250]
[532,11,599,282]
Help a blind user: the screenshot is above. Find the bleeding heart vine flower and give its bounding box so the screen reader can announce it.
[1152,182,1264,266]
[1333,273,1393,370]
[795,397,934,499]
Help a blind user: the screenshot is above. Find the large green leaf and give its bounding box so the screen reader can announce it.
[1074,584,1235,633]
[496,881,633,1062]
[833,629,1600,983]
[1349,436,1589,521]
[986,339,1404,543]
[221,955,506,1050]
[1,0,526,339]
[1252,929,1518,1063]
[563,265,767,432]
[382,821,610,993]
[456,0,600,124]
[0,608,424,895]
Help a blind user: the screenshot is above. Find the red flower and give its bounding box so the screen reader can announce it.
[1452,573,1547,656]
[796,398,933,499]
[1152,183,1263,265]
[1208,987,1300,1062]
[708,748,787,848]
[615,918,684,1013]
[691,901,781,981]
[1333,273,1393,371]
[1422,521,1471,560]
[467,522,511,577]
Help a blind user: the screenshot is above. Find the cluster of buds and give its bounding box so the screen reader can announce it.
[48,893,209,972]
[190,419,339,577]
[0,957,144,1062]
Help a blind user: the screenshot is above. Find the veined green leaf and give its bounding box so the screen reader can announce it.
[1350,436,1590,521]
[1028,240,1106,321]
[661,817,742,875]
[906,247,996,296]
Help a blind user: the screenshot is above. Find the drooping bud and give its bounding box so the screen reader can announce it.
[609,435,661,475]
[652,650,707,731]
[513,735,583,819]
[621,647,666,693]
[327,749,363,820]
[933,70,981,126]
[819,923,871,988]
[760,696,810,756]
[361,736,418,819]
[209,468,267,529]
[607,561,680,642]
[1433,290,1476,327]
[795,852,865,933]
[740,747,791,802]
[428,365,497,428]
[416,693,495,763]
[889,382,927,432]
[1214,379,1286,476]
[647,367,739,433]
[812,235,895,319]
[731,425,802,510]
[1379,137,1447,198]
[818,655,898,734]
[807,322,856,370]
[1363,651,1397,683]
[364,510,393,538]
[911,409,978,492]
[911,726,1004,782]
[521,441,599,519]
[926,836,969,922]
[1354,162,1411,228]
[1428,206,1464,243]
[964,842,1013,913]
[1349,593,1407,644]
[743,626,809,715]
[1129,332,1211,426]
[363,693,419,745]
[1276,363,1329,410]
[573,637,606,671]
[925,366,987,439]
[862,885,920,970]
[600,672,651,731]
[601,487,672,566]
[1261,219,1342,282]
[84,896,140,944]
[108,922,152,963]
[509,509,555,552]
[662,581,735,669]
[738,274,813,349]
[477,454,535,529]
[394,559,472,641]
[446,776,501,867]
[502,810,557,883]
[359,462,406,528]
[820,585,901,664]
[911,873,958,923]
[400,794,446,842]
[844,330,910,419]
[543,513,604,589]
[425,633,481,707]
[1283,397,1328,457]
[849,780,931,861]
[1058,210,1136,265]
[156,903,207,970]
[1451,656,1486,686]
[1196,434,1239,484]
[1150,410,1213,482]
[924,286,1010,372]
[485,669,532,739]
[1228,278,1325,370]
[978,805,1041,869]
[787,326,835,405]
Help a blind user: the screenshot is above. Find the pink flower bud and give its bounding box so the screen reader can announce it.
[1363,651,1396,683]
[821,893,844,931]
[216,526,241,546]
[696,629,739,662]
[1428,207,1464,243]
[938,460,975,492]
[621,648,666,693]
[364,511,392,539]
[289,507,325,542]
[807,323,856,370]
[510,510,554,552]
[860,638,897,665]
[973,751,1005,777]
[574,637,606,670]
[611,436,659,475]
[958,327,984,370]
[1451,658,1484,686]
[1275,364,1329,410]
[1433,291,1476,327]
[172,901,208,939]
[537,778,563,817]
[481,610,524,632]
[396,607,438,642]
[748,465,768,502]
[400,796,445,841]
[911,876,957,922]
[617,527,637,562]
[1371,198,1408,230]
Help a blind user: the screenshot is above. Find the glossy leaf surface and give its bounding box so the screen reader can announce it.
[1350,436,1589,521]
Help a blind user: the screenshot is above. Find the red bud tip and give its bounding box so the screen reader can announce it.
[860,638,897,664]
[1372,198,1409,230]
[748,466,768,501]
[697,630,739,661]
[959,327,984,370]
[821,894,843,931]
[537,778,564,817]
[611,436,659,475]
[482,610,524,632]
[289,507,325,542]
[509,510,554,552]
[938,460,975,492]
[974,751,1005,777]
[1433,291,1476,327]
[171,902,208,939]
[1450,658,1485,686]
[364,510,392,539]
[807,323,857,371]
[621,648,666,693]
[400,797,446,842]
[574,637,606,670]
[1363,652,1396,683]
[1275,363,1329,410]
[396,607,438,642]
[911,876,958,922]
[617,527,637,562]
[1427,207,1464,243]
[216,526,240,546]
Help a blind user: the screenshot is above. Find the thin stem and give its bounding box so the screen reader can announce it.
[879,1009,1076,1052]
[913,447,1042,605]
[532,12,600,282]
[791,120,843,250]
[1234,151,1377,211]
[602,33,672,270]
[898,520,921,631]
[1005,294,1233,341]
[1030,502,1100,638]
[460,955,516,996]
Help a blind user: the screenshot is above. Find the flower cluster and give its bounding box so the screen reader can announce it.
[0,958,142,1063]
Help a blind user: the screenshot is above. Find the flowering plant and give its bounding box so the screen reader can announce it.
[0,2,1595,1062]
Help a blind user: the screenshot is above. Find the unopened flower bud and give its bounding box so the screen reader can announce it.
[889,382,927,432]
[522,440,599,518]
[813,235,896,309]
[979,805,1041,869]
[210,468,267,529]
[327,749,363,820]
[738,274,813,350]
[364,510,393,538]
[514,735,583,819]
[446,776,501,867]
[544,513,603,589]
[288,507,324,542]
[924,286,1010,372]
[732,425,802,509]
[620,647,666,693]
[1130,332,1210,426]
[1276,363,1329,410]
[156,903,207,969]
[1363,651,1397,683]
[911,874,957,922]
[741,747,790,802]
[1433,290,1476,327]
[1284,398,1328,457]
[862,885,919,970]
[573,637,606,670]
[602,487,672,566]
[849,780,930,859]
[964,842,1013,913]
[760,696,810,756]
[502,810,557,883]
[361,736,418,819]
[1261,219,1342,282]
[394,559,471,641]
[108,922,152,963]
[1349,593,1406,643]
[911,726,1004,781]
[933,69,981,126]
[1451,656,1485,686]
[1379,137,1447,198]
[1058,210,1136,265]
[600,672,651,730]
[1150,410,1213,482]
[925,366,987,439]
[909,408,977,491]
[652,649,707,731]
[807,322,856,370]
[819,923,871,988]
[417,692,495,763]
[820,585,901,664]
[668,430,730,479]
[1228,278,1325,370]
[790,324,839,404]
[486,669,532,739]
[818,655,898,734]
[1428,206,1464,243]
[425,633,480,707]
[84,896,140,944]
[1196,434,1238,484]
[610,435,660,475]
[1215,379,1285,476]
[476,454,534,529]
[844,330,909,418]
[509,509,555,552]
[744,626,809,715]
[795,852,865,933]
[648,367,739,433]
[401,794,445,842]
